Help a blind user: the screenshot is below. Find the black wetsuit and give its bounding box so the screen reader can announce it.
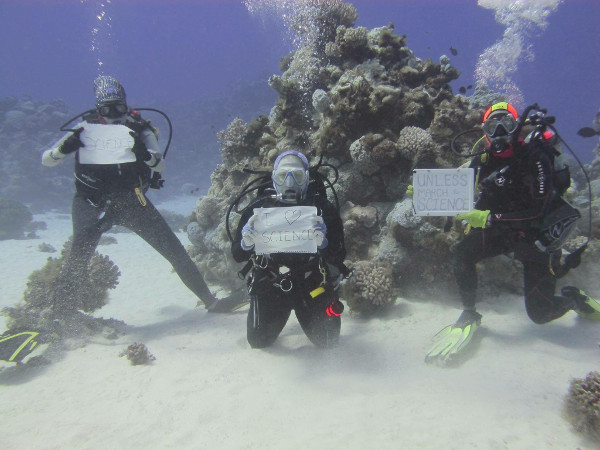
[232,190,346,348]
[45,113,214,310]
[453,140,575,324]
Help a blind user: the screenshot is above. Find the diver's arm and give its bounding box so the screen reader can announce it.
[140,127,165,172]
[41,122,86,167]
[231,207,256,262]
[41,144,68,167]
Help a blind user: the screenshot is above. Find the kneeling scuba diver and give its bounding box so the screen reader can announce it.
[229,150,349,348]
[425,102,599,365]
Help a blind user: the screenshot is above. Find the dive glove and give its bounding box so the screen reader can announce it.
[406,185,413,198]
[241,215,259,250]
[313,216,328,249]
[455,209,491,228]
[129,131,153,162]
[59,127,84,154]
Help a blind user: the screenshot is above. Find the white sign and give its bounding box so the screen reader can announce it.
[253,206,319,255]
[78,123,136,165]
[413,168,475,216]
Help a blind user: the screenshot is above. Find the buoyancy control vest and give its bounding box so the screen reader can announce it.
[73,111,156,203]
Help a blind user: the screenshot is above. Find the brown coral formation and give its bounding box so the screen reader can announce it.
[186,2,470,294]
[187,1,599,304]
[341,260,395,315]
[563,371,600,442]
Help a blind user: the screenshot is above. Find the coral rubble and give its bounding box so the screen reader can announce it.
[120,342,156,366]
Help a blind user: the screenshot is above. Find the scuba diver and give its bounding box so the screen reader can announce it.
[230,150,348,348]
[425,102,600,364]
[41,75,241,317]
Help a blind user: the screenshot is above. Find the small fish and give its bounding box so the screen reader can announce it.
[467,85,473,90]
[458,86,466,94]
[577,127,600,138]
[450,46,458,56]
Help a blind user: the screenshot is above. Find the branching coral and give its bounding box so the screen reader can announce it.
[563,371,600,442]
[4,240,121,333]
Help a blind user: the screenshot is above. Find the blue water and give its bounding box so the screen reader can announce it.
[0,0,598,160]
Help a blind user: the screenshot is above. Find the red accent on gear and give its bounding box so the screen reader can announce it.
[482,103,518,122]
[326,305,341,317]
[542,130,554,140]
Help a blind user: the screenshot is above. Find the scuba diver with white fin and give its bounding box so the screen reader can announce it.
[425,102,599,365]
[41,75,243,319]
[229,150,349,348]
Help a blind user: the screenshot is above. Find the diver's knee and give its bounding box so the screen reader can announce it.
[247,330,276,349]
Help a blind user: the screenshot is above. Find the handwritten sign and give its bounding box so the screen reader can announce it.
[413,168,474,216]
[253,206,319,255]
[78,123,136,165]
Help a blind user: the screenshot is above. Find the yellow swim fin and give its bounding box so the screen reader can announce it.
[0,331,40,363]
[562,286,600,320]
[425,310,482,364]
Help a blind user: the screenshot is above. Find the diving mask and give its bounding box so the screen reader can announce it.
[272,151,310,204]
[98,101,128,118]
[483,113,518,138]
[273,167,308,187]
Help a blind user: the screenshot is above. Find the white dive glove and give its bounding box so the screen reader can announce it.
[312,216,328,249]
[241,215,259,250]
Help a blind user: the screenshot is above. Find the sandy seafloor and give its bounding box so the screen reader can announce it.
[0,195,598,449]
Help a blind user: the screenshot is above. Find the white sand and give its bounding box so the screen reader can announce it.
[1,196,598,449]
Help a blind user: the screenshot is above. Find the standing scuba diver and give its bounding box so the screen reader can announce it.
[41,75,241,317]
[231,150,348,348]
[425,102,600,364]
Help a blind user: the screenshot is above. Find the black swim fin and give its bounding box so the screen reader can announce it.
[0,331,40,363]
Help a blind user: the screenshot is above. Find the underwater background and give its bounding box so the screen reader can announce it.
[0,0,599,201]
[1,2,600,448]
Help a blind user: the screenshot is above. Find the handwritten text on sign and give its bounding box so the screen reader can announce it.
[253,206,318,255]
[78,123,136,165]
[413,168,474,216]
